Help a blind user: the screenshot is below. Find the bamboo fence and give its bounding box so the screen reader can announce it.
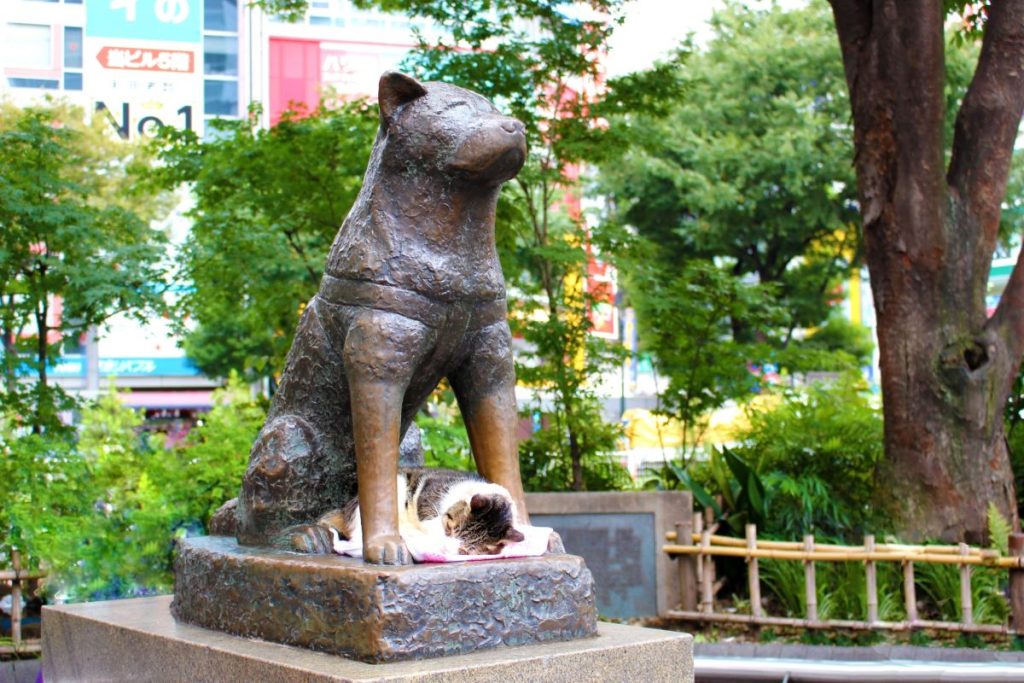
[1,551,45,655]
[663,511,1024,636]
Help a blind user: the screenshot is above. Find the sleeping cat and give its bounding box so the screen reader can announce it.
[314,467,525,556]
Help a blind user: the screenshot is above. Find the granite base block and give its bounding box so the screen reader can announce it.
[43,596,694,683]
[171,535,597,663]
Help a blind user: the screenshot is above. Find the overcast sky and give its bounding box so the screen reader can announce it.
[605,0,810,77]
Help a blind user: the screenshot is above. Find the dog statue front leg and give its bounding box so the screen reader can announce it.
[449,323,530,527]
[349,378,411,565]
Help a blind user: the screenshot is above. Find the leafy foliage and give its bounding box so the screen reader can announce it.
[417,387,474,472]
[155,102,378,380]
[601,1,858,340]
[518,399,631,492]
[0,377,263,600]
[0,100,168,432]
[627,255,784,457]
[790,312,875,369]
[735,374,883,539]
[658,374,882,542]
[648,447,765,535]
[156,375,266,528]
[0,423,93,585]
[761,556,905,622]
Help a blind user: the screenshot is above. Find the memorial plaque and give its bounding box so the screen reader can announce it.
[532,513,657,619]
[526,491,692,619]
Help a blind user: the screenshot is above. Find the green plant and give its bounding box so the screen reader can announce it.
[416,390,474,472]
[909,509,1012,626]
[1,101,168,433]
[677,447,767,535]
[518,414,632,492]
[761,472,852,540]
[155,101,378,381]
[1,376,265,601]
[909,630,933,647]
[795,313,875,367]
[760,551,905,623]
[626,258,783,461]
[155,374,265,528]
[760,558,806,618]
[0,422,93,578]
[735,373,883,540]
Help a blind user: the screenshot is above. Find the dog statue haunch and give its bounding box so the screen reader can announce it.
[233,72,530,565]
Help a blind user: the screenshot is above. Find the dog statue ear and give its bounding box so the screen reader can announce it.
[378,71,427,124]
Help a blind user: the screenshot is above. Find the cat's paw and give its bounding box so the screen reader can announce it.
[287,524,335,554]
[364,534,412,565]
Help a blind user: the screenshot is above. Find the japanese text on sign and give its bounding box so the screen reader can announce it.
[97,46,194,73]
[88,0,200,43]
[110,0,190,24]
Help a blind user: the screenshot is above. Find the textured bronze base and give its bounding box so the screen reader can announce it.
[171,536,597,663]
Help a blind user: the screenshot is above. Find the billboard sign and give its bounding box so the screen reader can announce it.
[586,257,618,339]
[86,0,202,139]
[86,0,200,43]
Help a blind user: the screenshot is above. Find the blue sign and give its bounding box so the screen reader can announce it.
[97,357,201,377]
[87,0,201,43]
[48,355,201,378]
[49,354,86,378]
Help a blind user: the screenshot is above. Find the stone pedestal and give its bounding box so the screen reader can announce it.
[43,596,694,683]
[171,536,597,663]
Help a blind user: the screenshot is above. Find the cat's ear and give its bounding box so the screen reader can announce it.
[378,71,427,124]
[470,494,492,513]
[505,527,525,543]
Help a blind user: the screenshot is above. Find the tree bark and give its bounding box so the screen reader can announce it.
[829,0,1024,542]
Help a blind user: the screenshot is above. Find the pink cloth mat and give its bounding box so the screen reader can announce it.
[331,525,553,563]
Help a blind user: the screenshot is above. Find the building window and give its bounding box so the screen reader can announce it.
[7,78,59,89]
[63,71,82,90]
[203,35,238,76]
[6,23,53,69]
[63,26,82,68]
[204,79,238,116]
[204,0,241,130]
[204,0,238,32]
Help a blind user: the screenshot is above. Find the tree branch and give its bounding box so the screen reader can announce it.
[947,0,1024,245]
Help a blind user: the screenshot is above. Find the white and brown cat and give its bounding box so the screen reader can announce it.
[307,468,525,557]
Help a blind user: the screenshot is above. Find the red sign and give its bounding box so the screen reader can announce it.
[96,46,194,74]
[587,257,618,338]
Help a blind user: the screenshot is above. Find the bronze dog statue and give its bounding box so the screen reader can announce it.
[231,72,530,565]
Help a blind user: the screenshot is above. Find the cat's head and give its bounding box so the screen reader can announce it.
[443,493,525,555]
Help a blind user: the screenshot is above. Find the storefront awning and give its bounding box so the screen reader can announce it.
[118,390,214,410]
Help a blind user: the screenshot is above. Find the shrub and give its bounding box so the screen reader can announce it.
[0,375,264,601]
[416,390,474,472]
[519,419,632,492]
[735,372,883,539]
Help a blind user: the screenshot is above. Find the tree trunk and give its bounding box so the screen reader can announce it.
[33,297,48,435]
[569,428,584,491]
[830,0,1024,542]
